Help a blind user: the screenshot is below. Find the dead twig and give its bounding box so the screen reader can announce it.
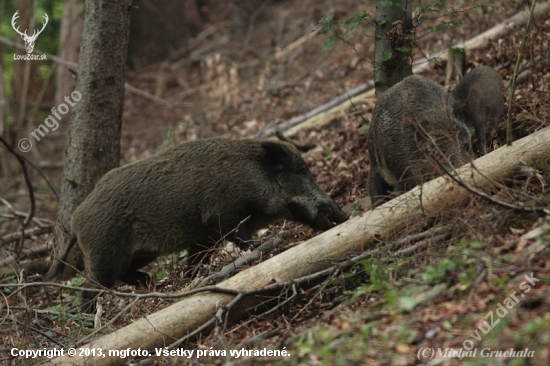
[198,235,283,287]
[188,216,252,278]
[0,138,35,227]
[0,228,52,247]
[225,283,299,338]
[0,137,36,261]
[77,298,139,346]
[0,209,51,227]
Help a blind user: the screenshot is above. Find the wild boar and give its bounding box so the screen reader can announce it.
[453,66,504,155]
[367,75,473,206]
[45,138,348,311]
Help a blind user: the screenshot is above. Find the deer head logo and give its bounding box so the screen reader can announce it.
[11,11,49,54]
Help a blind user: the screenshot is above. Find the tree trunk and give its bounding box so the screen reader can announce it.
[47,126,550,365]
[55,0,84,117]
[374,0,413,97]
[53,0,132,277]
[445,47,466,87]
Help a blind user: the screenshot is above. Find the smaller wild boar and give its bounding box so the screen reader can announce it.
[367,75,473,207]
[453,66,503,155]
[45,138,348,312]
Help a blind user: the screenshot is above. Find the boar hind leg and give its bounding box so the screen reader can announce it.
[476,124,488,155]
[368,169,393,207]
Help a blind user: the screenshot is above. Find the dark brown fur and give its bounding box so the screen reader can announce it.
[368,75,473,207]
[45,138,348,311]
[453,66,504,155]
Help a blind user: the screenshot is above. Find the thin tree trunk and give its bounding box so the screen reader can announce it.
[55,0,84,117]
[53,0,132,277]
[374,0,413,96]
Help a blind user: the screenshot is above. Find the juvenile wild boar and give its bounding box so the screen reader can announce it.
[367,75,473,207]
[453,66,503,155]
[45,138,348,310]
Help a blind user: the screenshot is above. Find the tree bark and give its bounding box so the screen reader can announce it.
[55,0,84,114]
[373,0,413,97]
[53,0,132,277]
[47,126,550,365]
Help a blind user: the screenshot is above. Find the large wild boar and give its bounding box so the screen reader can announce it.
[367,75,473,207]
[453,66,504,155]
[45,138,348,311]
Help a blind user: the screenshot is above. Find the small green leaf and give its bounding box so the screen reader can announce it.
[344,11,366,31]
[396,46,411,53]
[448,46,465,55]
[324,36,337,51]
[156,269,167,281]
[358,124,369,133]
[318,14,335,32]
[71,277,86,287]
[382,50,392,62]
[432,57,441,66]
[469,241,486,249]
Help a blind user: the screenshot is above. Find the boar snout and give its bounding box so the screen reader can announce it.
[308,201,349,231]
[328,201,349,225]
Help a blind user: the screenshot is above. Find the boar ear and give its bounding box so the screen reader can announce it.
[260,141,289,171]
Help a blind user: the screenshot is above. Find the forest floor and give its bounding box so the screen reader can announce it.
[1,0,550,365]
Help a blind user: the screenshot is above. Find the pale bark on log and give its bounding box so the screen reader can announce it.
[46,126,550,365]
[280,1,550,137]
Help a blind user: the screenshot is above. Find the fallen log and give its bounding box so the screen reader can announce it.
[46,126,550,365]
